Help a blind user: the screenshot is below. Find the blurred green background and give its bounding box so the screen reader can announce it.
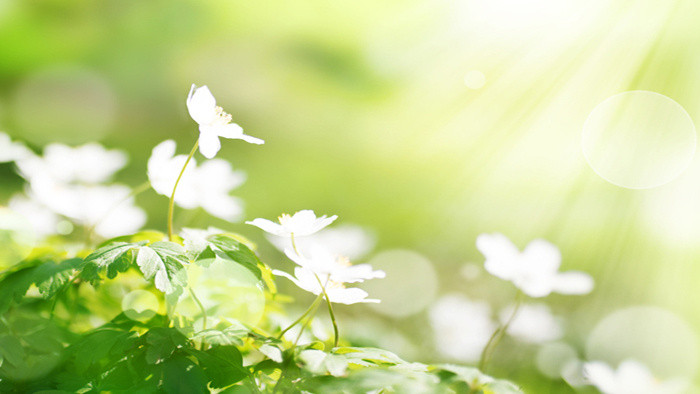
[2,0,700,391]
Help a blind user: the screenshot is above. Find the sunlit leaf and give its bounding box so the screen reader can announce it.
[136,242,188,294]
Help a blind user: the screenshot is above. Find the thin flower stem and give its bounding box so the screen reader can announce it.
[278,292,324,340]
[293,301,322,346]
[167,140,199,240]
[188,287,208,350]
[478,291,523,372]
[313,273,339,348]
[290,233,339,348]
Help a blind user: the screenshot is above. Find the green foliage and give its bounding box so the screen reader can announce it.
[0,232,523,393]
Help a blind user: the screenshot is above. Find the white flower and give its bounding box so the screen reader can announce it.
[284,246,385,283]
[584,359,688,394]
[187,84,264,159]
[8,194,60,237]
[0,132,32,163]
[428,294,495,362]
[273,266,381,305]
[28,180,145,238]
[266,224,375,260]
[147,140,246,221]
[500,303,562,344]
[246,210,337,237]
[15,143,127,185]
[476,233,594,298]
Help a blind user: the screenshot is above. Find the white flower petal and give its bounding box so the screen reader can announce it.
[552,271,594,295]
[187,84,217,125]
[477,233,520,280]
[198,129,221,159]
[246,218,285,236]
[202,195,244,221]
[523,239,561,274]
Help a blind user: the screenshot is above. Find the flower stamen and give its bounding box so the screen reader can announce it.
[213,106,233,125]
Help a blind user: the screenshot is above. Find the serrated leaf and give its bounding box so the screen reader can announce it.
[35,258,84,299]
[207,235,262,280]
[259,344,283,363]
[81,242,142,284]
[333,347,406,367]
[70,328,132,373]
[136,242,188,294]
[145,327,189,365]
[192,345,247,389]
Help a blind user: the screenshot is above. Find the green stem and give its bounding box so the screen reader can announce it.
[188,287,208,350]
[313,273,339,348]
[293,300,322,346]
[290,232,339,348]
[478,291,523,372]
[167,140,199,240]
[278,293,324,340]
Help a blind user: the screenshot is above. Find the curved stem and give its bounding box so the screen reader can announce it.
[293,301,322,346]
[313,273,339,348]
[167,140,199,240]
[278,293,324,340]
[290,233,339,347]
[188,287,208,350]
[478,291,523,372]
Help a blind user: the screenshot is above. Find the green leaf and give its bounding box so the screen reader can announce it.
[192,345,248,389]
[160,355,209,394]
[0,335,25,367]
[333,347,406,367]
[0,264,40,314]
[144,327,189,365]
[136,242,188,294]
[81,241,143,284]
[70,328,133,373]
[35,258,84,299]
[207,235,262,281]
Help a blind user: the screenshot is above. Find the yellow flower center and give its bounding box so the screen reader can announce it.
[336,256,352,268]
[277,213,292,225]
[213,106,233,126]
[326,280,345,290]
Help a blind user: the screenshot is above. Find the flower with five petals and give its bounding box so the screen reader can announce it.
[187,84,264,159]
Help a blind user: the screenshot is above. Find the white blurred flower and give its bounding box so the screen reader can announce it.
[148,140,246,221]
[273,266,381,305]
[0,132,32,162]
[187,84,264,159]
[428,294,495,362]
[284,246,385,283]
[500,303,562,344]
[476,233,594,298]
[15,142,127,185]
[246,210,337,237]
[8,194,59,237]
[28,181,146,238]
[584,359,688,394]
[266,224,375,260]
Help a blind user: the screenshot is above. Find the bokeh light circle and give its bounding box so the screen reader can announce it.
[173,258,265,330]
[0,207,36,269]
[464,70,486,90]
[586,306,698,379]
[12,65,116,145]
[582,91,696,189]
[362,250,438,318]
[122,289,160,322]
